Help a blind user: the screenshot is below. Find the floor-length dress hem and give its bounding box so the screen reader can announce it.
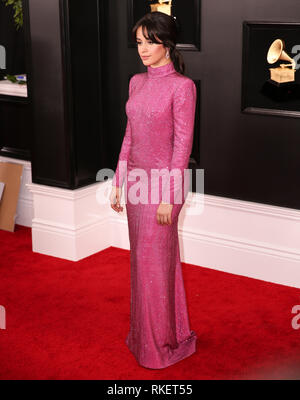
[125,330,198,370]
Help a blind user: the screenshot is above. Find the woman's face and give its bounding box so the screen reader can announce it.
[136,26,169,67]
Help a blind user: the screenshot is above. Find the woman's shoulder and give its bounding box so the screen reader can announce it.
[173,73,196,90]
[130,72,147,84]
[128,72,146,93]
[170,74,196,103]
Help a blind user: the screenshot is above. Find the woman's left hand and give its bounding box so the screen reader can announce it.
[156,201,173,225]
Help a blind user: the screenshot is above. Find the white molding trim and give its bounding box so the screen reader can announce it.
[2,156,300,288]
[26,181,112,261]
[0,79,27,97]
[178,194,300,289]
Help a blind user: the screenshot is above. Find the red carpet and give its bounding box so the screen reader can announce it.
[1,224,300,380]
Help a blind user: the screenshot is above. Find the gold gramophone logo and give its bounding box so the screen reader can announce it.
[149,0,172,16]
[267,39,296,83]
[261,38,299,102]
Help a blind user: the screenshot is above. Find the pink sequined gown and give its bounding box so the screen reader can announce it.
[112,61,197,369]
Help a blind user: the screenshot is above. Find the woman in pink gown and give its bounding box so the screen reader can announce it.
[110,12,197,369]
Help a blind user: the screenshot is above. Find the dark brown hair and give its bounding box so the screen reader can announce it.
[132,11,185,75]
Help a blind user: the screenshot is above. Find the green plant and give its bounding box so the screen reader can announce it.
[5,74,26,84]
[1,0,23,30]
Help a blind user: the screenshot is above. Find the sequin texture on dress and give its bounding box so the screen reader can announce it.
[112,61,197,369]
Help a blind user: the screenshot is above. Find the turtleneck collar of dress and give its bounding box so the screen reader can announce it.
[147,61,176,79]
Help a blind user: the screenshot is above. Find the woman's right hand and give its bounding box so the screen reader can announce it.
[110,186,123,213]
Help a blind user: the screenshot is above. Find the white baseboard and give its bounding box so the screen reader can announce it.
[178,194,300,288]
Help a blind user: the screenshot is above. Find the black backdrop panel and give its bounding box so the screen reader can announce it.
[27,0,105,188]
[61,0,105,187]
[0,0,32,161]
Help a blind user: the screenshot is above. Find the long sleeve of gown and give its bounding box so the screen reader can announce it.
[111,76,135,188]
[162,78,197,205]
